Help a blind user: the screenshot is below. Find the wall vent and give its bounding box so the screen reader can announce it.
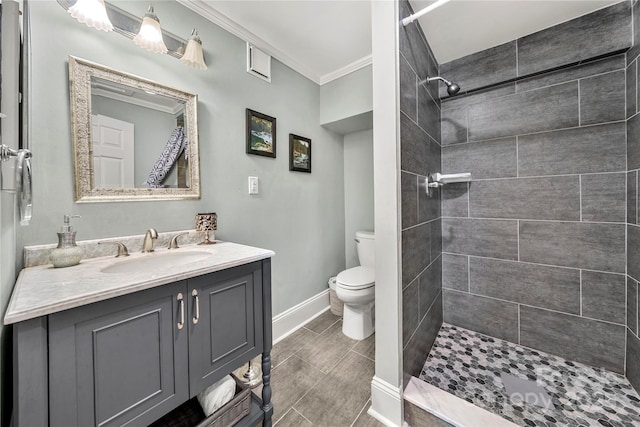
[246,43,271,83]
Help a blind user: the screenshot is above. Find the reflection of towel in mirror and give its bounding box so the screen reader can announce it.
[197,375,236,416]
[144,127,189,188]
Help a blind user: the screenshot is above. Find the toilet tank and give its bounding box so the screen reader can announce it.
[356,231,375,268]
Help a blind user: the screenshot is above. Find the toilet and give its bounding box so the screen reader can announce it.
[335,231,375,340]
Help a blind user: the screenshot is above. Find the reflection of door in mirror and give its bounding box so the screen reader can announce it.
[91,114,134,188]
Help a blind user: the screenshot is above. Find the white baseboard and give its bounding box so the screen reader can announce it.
[370,375,403,427]
[272,289,330,344]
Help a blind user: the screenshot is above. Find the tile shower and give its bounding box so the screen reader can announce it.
[400,0,640,424]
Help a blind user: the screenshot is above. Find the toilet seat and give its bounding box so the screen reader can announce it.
[336,266,374,290]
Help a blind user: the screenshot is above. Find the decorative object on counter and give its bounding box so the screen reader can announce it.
[289,134,311,173]
[57,1,208,70]
[50,215,85,268]
[246,109,276,158]
[237,360,262,389]
[195,213,217,245]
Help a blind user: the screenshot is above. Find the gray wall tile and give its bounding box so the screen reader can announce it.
[431,220,442,262]
[516,1,631,76]
[441,106,467,146]
[627,277,638,335]
[470,257,580,314]
[516,54,626,93]
[398,1,438,102]
[519,221,625,273]
[401,172,418,229]
[579,70,626,125]
[467,82,579,141]
[629,225,640,282]
[469,176,580,221]
[581,173,626,223]
[401,113,438,176]
[442,183,468,218]
[628,113,640,171]
[628,171,637,225]
[403,292,442,380]
[418,85,441,143]
[403,281,419,347]
[442,253,469,292]
[404,401,454,427]
[442,83,515,111]
[420,258,442,318]
[442,218,518,260]
[627,329,640,394]
[399,54,417,120]
[629,0,640,64]
[402,223,430,286]
[518,122,626,176]
[419,178,440,224]
[442,137,517,179]
[581,270,626,325]
[443,290,518,343]
[520,306,625,373]
[627,60,637,119]
[439,41,517,96]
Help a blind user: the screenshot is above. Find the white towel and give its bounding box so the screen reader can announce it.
[197,375,236,417]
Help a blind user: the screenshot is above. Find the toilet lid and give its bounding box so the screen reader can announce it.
[336,266,375,290]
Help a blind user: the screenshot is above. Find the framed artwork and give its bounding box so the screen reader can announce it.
[289,134,311,173]
[246,109,276,158]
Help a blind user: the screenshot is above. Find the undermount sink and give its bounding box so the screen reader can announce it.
[101,251,211,274]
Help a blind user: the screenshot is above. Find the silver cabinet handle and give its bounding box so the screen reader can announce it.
[192,289,199,324]
[177,293,185,330]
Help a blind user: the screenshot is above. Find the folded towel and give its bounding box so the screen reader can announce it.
[197,375,236,417]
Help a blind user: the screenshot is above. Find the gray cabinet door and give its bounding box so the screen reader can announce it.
[188,261,264,395]
[48,281,189,427]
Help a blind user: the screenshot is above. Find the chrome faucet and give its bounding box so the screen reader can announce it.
[141,228,158,253]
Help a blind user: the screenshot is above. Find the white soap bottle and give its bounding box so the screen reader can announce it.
[50,215,84,268]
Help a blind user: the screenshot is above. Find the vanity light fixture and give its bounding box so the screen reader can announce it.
[133,4,168,54]
[180,29,208,70]
[68,0,113,32]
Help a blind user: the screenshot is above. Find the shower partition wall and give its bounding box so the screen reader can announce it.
[398,0,443,383]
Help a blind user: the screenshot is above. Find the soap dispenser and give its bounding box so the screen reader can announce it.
[50,215,84,268]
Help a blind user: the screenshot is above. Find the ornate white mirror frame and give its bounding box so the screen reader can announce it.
[69,56,200,202]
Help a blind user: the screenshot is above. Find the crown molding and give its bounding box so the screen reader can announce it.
[319,54,372,85]
[177,0,322,84]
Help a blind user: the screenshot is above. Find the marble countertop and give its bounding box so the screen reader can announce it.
[4,241,275,324]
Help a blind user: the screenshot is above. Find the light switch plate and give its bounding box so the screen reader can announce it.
[248,176,259,194]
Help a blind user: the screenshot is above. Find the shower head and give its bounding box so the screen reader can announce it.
[422,76,461,96]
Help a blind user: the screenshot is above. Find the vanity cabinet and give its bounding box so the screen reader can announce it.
[12,259,273,427]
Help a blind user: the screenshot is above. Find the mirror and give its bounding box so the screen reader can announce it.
[69,56,200,202]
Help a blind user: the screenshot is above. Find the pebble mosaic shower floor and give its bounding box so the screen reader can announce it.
[419,324,640,427]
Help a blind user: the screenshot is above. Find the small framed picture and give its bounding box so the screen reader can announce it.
[246,108,276,158]
[289,134,311,173]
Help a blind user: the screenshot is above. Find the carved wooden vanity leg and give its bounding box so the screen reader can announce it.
[261,351,273,426]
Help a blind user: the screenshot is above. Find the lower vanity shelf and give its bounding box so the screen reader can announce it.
[9,256,274,427]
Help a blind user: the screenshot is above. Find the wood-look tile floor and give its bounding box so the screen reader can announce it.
[268,310,384,427]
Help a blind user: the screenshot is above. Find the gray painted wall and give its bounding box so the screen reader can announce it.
[440,1,630,374]
[399,0,443,382]
[626,0,640,395]
[91,96,179,187]
[320,65,372,126]
[343,129,374,269]
[21,0,346,316]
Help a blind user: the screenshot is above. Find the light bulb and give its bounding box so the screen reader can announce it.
[133,5,168,54]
